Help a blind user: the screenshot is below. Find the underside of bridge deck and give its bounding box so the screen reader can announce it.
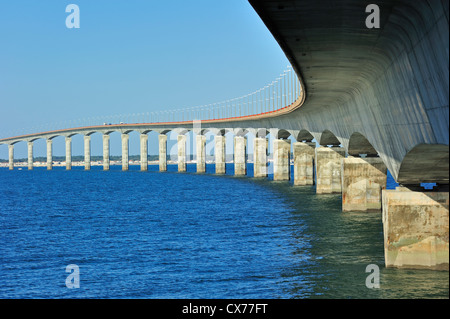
[245,0,449,185]
[1,1,448,270]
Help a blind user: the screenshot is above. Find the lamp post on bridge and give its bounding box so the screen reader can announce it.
[277,77,282,110]
[278,76,283,109]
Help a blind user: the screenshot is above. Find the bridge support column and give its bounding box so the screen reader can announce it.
[273,139,291,181]
[8,144,14,170]
[27,142,33,170]
[293,142,315,185]
[315,146,345,194]
[215,135,226,174]
[84,135,91,171]
[46,139,53,170]
[103,134,110,171]
[159,134,167,172]
[178,135,186,172]
[253,137,267,178]
[140,134,148,171]
[234,136,247,176]
[196,135,206,173]
[65,137,72,170]
[382,187,449,270]
[341,157,387,212]
[121,134,129,171]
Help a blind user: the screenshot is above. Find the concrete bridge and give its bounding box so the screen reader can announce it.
[1,0,448,271]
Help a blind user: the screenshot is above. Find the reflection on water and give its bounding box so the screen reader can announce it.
[263,180,448,299]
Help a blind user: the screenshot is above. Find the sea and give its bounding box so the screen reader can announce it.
[0,164,448,299]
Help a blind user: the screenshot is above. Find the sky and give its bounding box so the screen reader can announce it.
[0,0,291,159]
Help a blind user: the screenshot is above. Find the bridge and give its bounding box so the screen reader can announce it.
[0,0,448,271]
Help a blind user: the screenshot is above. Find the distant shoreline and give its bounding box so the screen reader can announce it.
[0,160,256,168]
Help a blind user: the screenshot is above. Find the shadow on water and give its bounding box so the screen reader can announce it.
[246,168,448,299]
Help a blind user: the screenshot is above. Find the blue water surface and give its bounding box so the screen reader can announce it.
[0,164,447,299]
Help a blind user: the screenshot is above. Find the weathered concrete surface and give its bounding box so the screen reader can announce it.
[84,135,91,171]
[27,142,33,170]
[65,137,72,170]
[1,1,448,185]
[315,146,345,194]
[341,157,387,212]
[46,139,52,170]
[273,139,291,181]
[254,137,267,177]
[215,135,226,174]
[398,144,449,184]
[121,134,129,171]
[103,134,110,171]
[382,187,449,270]
[140,134,148,171]
[234,136,247,176]
[293,142,315,185]
[8,145,13,170]
[158,134,167,172]
[178,135,186,172]
[245,0,449,185]
[196,135,206,173]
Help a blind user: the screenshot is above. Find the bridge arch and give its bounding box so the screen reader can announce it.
[6,139,25,145]
[200,128,225,136]
[254,128,269,138]
[121,129,142,135]
[348,132,378,156]
[47,134,64,141]
[234,128,250,137]
[172,127,192,136]
[98,130,117,136]
[219,128,233,136]
[295,129,314,142]
[201,128,233,136]
[141,129,157,135]
[276,129,292,139]
[83,131,98,137]
[28,135,56,143]
[319,130,341,146]
[398,144,449,185]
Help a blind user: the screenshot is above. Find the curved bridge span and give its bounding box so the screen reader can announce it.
[0,0,448,271]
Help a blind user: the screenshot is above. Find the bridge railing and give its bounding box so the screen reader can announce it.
[0,66,302,139]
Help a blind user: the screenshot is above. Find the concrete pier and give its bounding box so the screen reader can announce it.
[315,146,345,194]
[65,137,72,170]
[234,136,247,176]
[158,134,167,172]
[121,134,129,171]
[178,135,186,172]
[273,139,291,181]
[382,187,449,270]
[215,135,226,174]
[140,134,148,171]
[8,144,13,170]
[103,134,110,171]
[293,142,315,185]
[46,139,52,170]
[27,142,33,170]
[196,135,206,173]
[341,157,387,212]
[84,135,91,171]
[254,137,267,178]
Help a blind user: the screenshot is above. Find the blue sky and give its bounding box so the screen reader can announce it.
[0,0,290,158]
